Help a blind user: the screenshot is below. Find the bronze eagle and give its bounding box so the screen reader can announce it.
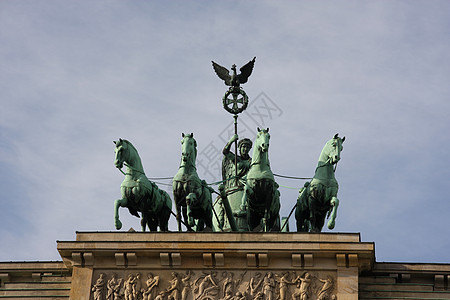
[212,57,256,88]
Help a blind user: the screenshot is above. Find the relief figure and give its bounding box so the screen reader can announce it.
[263,272,276,300]
[291,273,311,300]
[166,272,181,300]
[125,274,137,300]
[276,272,293,300]
[143,273,160,300]
[107,274,123,300]
[92,273,106,300]
[134,273,143,300]
[247,272,263,298]
[181,271,194,300]
[317,277,334,300]
[194,272,219,300]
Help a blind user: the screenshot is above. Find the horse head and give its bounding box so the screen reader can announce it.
[180,133,197,166]
[113,138,143,174]
[256,127,270,153]
[186,192,198,208]
[326,133,345,165]
[186,192,212,230]
[113,138,128,169]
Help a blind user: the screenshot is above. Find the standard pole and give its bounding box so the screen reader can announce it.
[234,114,238,187]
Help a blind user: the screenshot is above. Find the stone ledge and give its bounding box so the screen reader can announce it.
[72,231,361,242]
[374,262,450,273]
[0,262,67,273]
[57,232,375,274]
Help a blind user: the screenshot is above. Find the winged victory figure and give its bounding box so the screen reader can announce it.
[212,57,256,89]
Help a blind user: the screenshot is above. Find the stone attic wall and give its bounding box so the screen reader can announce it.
[359,262,450,299]
[1,233,450,300]
[0,261,71,299]
[58,232,374,300]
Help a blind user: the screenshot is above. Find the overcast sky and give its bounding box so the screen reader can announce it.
[1,1,449,264]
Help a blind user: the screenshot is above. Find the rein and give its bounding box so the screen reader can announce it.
[250,149,269,167]
[179,164,197,170]
[124,162,145,174]
[116,162,146,177]
[115,144,146,177]
[250,161,264,167]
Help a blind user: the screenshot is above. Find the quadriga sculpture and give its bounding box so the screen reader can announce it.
[295,134,345,232]
[241,128,280,231]
[113,139,172,231]
[173,133,213,231]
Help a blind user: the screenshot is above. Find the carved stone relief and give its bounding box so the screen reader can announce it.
[92,270,336,300]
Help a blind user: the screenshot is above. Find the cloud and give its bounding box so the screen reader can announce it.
[1,0,449,263]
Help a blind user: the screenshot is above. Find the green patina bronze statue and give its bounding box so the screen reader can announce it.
[109,59,349,235]
[173,133,214,232]
[295,134,345,232]
[212,57,256,115]
[212,57,256,90]
[113,139,172,231]
[211,135,253,232]
[222,134,252,189]
[241,128,281,232]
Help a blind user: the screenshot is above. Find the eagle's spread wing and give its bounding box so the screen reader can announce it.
[212,61,232,86]
[238,57,256,84]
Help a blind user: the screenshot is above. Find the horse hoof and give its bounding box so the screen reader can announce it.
[115,220,123,230]
[327,221,335,230]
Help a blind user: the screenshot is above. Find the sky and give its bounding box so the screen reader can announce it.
[1,1,450,264]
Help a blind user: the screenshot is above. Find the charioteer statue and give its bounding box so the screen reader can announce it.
[222,134,252,189]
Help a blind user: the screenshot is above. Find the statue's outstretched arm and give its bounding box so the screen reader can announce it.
[223,134,239,155]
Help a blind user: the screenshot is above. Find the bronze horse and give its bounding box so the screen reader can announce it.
[242,128,280,231]
[173,133,213,231]
[113,139,172,231]
[295,134,345,232]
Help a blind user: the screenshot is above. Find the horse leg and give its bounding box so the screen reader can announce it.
[264,184,280,232]
[327,197,339,230]
[268,203,281,231]
[246,208,255,232]
[295,191,307,232]
[296,207,309,232]
[295,205,302,232]
[308,196,321,232]
[205,209,213,231]
[266,212,280,232]
[175,203,183,232]
[240,184,253,212]
[197,219,205,231]
[141,212,147,232]
[202,187,213,231]
[186,201,195,229]
[248,209,263,232]
[310,200,327,232]
[173,182,182,232]
[160,207,171,232]
[114,198,128,230]
[314,211,326,232]
[148,217,158,232]
[182,206,191,231]
[244,184,259,231]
